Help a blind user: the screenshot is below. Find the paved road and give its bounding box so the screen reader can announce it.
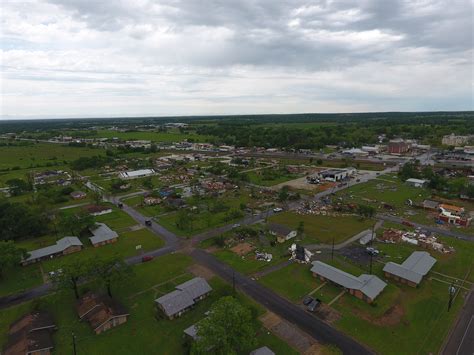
[442,285,474,355]
[0,283,53,310]
[377,214,474,242]
[191,249,372,355]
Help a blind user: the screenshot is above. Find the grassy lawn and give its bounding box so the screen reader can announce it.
[259,263,316,302]
[94,208,138,230]
[0,253,297,355]
[246,169,301,187]
[268,212,373,244]
[0,264,43,297]
[92,129,210,143]
[123,195,166,217]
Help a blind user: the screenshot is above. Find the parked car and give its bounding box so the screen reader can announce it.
[117,202,123,208]
[273,207,283,213]
[303,296,314,306]
[142,255,154,262]
[366,247,380,256]
[402,220,415,227]
[307,298,321,312]
[232,223,241,229]
[145,220,152,226]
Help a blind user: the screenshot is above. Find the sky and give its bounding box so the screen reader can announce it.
[1,0,473,119]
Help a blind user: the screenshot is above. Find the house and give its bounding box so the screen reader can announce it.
[388,139,411,155]
[310,261,387,303]
[155,277,212,319]
[84,204,113,216]
[70,191,87,200]
[250,346,276,355]
[438,204,471,227]
[143,196,161,206]
[268,223,297,243]
[3,311,56,355]
[405,178,428,188]
[118,168,155,180]
[22,237,83,266]
[76,293,129,334]
[422,199,439,211]
[383,251,436,287]
[89,223,119,247]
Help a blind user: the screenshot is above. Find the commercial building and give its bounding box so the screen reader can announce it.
[383,251,436,287]
[405,178,428,188]
[118,168,156,180]
[442,133,473,146]
[310,261,387,303]
[22,237,83,266]
[316,168,353,182]
[388,139,411,155]
[438,204,472,227]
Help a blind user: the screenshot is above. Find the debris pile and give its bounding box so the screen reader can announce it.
[380,228,454,254]
[288,243,313,263]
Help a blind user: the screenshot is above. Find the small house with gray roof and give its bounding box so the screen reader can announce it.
[383,251,436,287]
[311,261,387,303]
[22,237,83,266]
[155,277,212,319]
[89,223,119,247]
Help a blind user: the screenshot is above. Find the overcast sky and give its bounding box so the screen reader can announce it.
[1,0,473,119]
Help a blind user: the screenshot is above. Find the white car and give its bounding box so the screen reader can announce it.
[273,207,283,213]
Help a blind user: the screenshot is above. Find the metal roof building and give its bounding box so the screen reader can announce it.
[155,277,212,319]
[383,251,436,286]
[89,223,119,246]
[250,346,276,355]
[311,261,386,302]
[24,237,83,263]
[118,169,155,180]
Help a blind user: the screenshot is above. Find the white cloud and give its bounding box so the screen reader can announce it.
[0,0,472,118]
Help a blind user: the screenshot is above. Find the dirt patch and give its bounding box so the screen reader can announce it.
[314,304,341,324]
[205,245,220,253]
[231,242,254,256]
[259,312,325,354]
[352,303,405,327]
[187,264,215,280]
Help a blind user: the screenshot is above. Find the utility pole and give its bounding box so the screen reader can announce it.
[72,332,77,355]
[369,252,373,274]
[232,270,235,295]
[331,236,335,261]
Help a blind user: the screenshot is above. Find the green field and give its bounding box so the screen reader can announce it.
[268,212,373,244]
[0,254,298,355]
[246,169,301,187]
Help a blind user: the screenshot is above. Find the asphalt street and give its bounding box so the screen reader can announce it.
[191,248,373,355]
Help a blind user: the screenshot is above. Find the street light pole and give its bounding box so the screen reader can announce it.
[72,332,77,355]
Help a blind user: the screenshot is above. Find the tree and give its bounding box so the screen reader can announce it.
[52,259,92,299]
[59,211,94,236]
[6,178,31,196]
[278,186,290,202]
[91,256,133,298]
[0,241,28,279]
[0,200,49,241]
[192,296,256,355]
[357,204,376,219]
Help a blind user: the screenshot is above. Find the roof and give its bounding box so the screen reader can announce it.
[155,277,212,317]
[4,311,55,355]
[25,237,83,261]
[119,169,155,178]
[439,204,464,213]
[250,346,276,355]
[89,223,118,245]
[77,293,129,331]
[268,223,294,236]
[155,290,195,317]
[319,169,347,176]
[311,261,386,300]
[423,200,440,209]
[183,324,199,340]
[383,251,437,284]
[406,178,427,184]
[176,277,212,300]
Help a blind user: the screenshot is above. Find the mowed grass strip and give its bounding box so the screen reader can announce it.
[268,212,373,244]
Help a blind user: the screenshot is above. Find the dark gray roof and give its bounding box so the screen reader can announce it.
[383,251,436,284]
[25,237,82,261]
[89,223,118,245]
[311,261,386,300]
[423,200,440,209]
[268,223,294,236]
[176,277,212,300]
[250,346,275,355]
[155,290,194,317]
